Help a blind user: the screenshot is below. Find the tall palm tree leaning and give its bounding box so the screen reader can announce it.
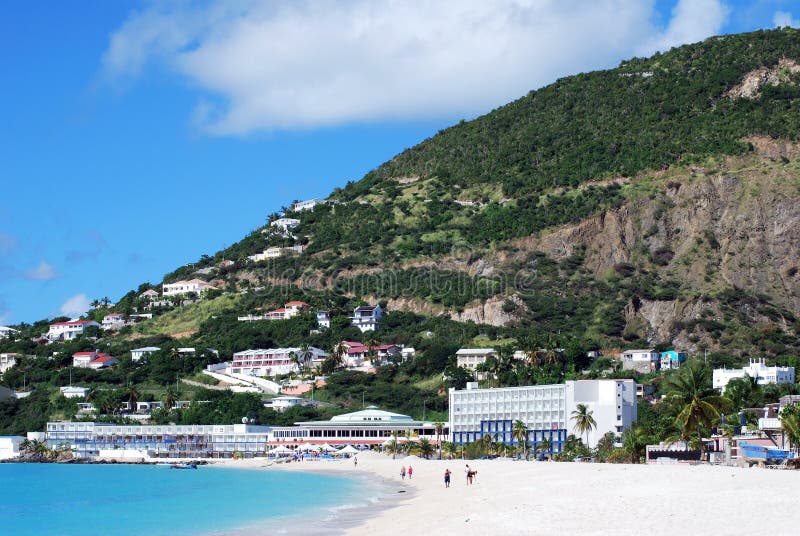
[512,420,529,459]
[434,422,446,459]
[664,361,733,455]
[571,404,597,448]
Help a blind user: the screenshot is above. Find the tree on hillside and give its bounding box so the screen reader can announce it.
[571,404,597,447]
[780,403,800,453]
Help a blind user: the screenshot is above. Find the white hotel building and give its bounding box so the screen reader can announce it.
[713,358,795,391]
[449,379,637,450]
[162,279,217,297]
[45,422,273,459]
[47,320,100,341]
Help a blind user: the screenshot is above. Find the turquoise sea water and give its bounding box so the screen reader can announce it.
[0,464,362,536]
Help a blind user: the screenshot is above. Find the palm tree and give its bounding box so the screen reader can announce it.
[416,438,435,459]
[125,385,140,412]
[536,437,552,459]
[512,420,529,459]
[622,425,649,463]
[571,404,597,447]
[434,422,445,459]
[366,337,380,366]
[665,361,732,454]
[481,433,495,456]
[331,342,347,370]
[164,387,177,411]
[388,430,400,459]
[779,403,800,453]
[442,441,457,460]
[296,344,313,373]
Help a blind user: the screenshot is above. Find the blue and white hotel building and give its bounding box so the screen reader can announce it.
[448,379,637,452]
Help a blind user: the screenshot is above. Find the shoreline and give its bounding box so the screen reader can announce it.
[214,453,800,536]
[209,454,415,536]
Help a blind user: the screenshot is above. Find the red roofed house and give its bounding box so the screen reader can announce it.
[340,341,402,368]
[48,320,100,341]
[264,301,310,321]
[73,351,118,369]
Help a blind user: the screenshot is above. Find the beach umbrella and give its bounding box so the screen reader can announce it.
[319,443,338,452]
[270,445,294,455]
[338,445,359,455]
[297,443,317,451]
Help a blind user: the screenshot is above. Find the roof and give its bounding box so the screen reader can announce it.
[51,320,96,327]
[104,313,124,318]
[623,349,657,353]
[91,355,116,364]
[294,406,426,427]
[456,348,496,355]
[285,301,310,307]
[131,346,160,352]
[73,352,97,357]
[354,305,378,312]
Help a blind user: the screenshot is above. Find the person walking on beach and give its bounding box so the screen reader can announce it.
[400,466,406,480]
[465,464,471,485]
[407,466,413,479]
[353,455,358,468]
[444,469,451,488]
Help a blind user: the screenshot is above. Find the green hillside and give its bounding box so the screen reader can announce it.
[3,29,800,436]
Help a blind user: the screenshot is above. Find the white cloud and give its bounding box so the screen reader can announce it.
[24,260,58,281]
[774,11,800,28]
[102,0,729,134]
[60,294,91,318]
[637,0,729,56]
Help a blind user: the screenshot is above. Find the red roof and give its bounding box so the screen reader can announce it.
[341,341,397,355]
[285,301,310,307]
[73,352,97,357]
[270,308,286,314]
[91,355,115,364]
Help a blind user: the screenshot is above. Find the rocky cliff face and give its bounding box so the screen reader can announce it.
[508,147,800,350]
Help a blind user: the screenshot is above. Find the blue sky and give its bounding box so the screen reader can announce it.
[0,0,798,324]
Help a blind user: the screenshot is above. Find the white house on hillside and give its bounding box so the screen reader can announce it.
[316,310,331,328]
[456,348,497,372]
[131,347,160,362]
[270,218,300,234]
[350,305,382,332]
[72,351,118,369]
[292,199,325,212]
[101,313,125,329]
[248,246,304,263]
[162,279,217,297]
[0,326,18,340]
[0,353,19,374]
[713,358,795,391]
[60,386,89,399]
[621,349,661,372]
[47,320,100,341]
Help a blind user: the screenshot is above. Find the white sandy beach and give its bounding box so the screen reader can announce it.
[216,452,800,536]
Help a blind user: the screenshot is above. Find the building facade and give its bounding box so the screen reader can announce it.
[162,279,217,297]
[621,349,661,372]
[660,350,687,371]
[0,326,19,340]
[45,422,273,458]
[713,358,796,390]
[230,347,328,377]
[350,305,382,332]
[47,320,100,341]
[456,348,496,372]
[449,379,637,450]
[291,198,325,212]
[269,407,447,446]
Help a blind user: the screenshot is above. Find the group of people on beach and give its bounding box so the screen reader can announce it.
[400,465,413,479]
[397,464,477,487]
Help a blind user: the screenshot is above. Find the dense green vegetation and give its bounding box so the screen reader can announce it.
[3,29,800,438]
